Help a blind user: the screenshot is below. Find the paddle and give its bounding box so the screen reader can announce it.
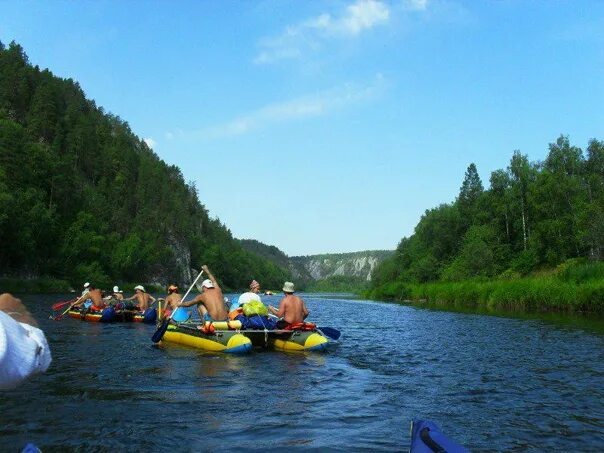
[267,314,340,341]
[317,326,341,341]
[151,270,204,343]
[51,298,77,311]
[50,295,84,321]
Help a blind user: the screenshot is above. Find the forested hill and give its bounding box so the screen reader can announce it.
[0,40,289,290]
[368,136,604,299]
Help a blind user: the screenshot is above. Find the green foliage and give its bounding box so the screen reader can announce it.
[0,42,291,290]
[369,135,604,314]
[375,269,604,314]
[0,277,71,294]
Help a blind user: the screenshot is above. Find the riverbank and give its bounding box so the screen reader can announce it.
[0,277,72,294]
[0,278,165,295]
[365,262,604,315]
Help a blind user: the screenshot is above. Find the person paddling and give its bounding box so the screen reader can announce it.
[162,285,182,317]
[73,285,106,311]
[125,285,156,313]
[111,286,124,302]
[179,265,228,322]
[269,282,309,328]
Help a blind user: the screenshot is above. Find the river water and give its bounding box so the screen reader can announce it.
[1,293,604,451]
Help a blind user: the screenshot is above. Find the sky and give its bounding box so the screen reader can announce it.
[1,1,603,256]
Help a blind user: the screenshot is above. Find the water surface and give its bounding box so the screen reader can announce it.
[1,293,604,451]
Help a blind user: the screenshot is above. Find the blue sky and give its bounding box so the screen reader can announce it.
[2,1,603,255]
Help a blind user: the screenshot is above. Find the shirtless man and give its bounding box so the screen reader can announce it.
[111,286,124,302]
[179,265,228,321]
[104,286,124,304]
[125,285,156,313]
[162,285,182,317]
[268,282,309,326]
[73,285,105,311]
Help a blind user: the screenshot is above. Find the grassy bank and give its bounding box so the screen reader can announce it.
[0,278,167,295]
[365,261,604,315]
[0,277,72,294]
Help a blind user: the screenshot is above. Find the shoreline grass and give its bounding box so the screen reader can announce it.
[365,262,604,316]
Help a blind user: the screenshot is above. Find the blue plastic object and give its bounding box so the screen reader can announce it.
[99,306,116,323]
[143,307,157,324]
[410,419,468,453]
[171,308,191,322]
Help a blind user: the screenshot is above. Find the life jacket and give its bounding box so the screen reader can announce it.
[280,321,316,331]
[229,307,243,320]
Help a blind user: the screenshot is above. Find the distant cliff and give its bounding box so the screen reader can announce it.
[238,239,393,290]
[289,251,394,283]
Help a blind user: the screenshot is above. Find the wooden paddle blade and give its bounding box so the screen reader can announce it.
[318,326,341,341]
[151,320,169,343]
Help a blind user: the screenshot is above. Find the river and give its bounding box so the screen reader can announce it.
[1,293,604,451]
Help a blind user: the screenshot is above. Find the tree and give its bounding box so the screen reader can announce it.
[458,163,484,225]
[509,151,534,251]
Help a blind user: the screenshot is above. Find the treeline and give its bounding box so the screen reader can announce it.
[368,135,604,302]
[0,41,289,290]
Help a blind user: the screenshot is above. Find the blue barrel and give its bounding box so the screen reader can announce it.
[100,307,116,323]
[143,308,157,324]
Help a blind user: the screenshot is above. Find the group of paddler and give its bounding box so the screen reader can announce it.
[162,265,311,329]
[54,264,311,330]
[66,282,156,314]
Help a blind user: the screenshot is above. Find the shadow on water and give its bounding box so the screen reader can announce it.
[392,299,604,335]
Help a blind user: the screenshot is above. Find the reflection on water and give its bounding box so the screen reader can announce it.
[0,293,603,451]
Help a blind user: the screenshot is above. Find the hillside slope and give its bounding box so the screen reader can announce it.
[0,41,288,290]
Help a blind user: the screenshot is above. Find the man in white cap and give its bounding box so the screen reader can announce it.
[179,265,228,321]
[269,282,309,328]
[125,285,156,313]
[81,282,90,297]
[112,286,124,301]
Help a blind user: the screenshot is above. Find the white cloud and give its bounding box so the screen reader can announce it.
[254,0,390,65]
[143,137,156,149]
[197,74,387,139]
[404,0,429,11]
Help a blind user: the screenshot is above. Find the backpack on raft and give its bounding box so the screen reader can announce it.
[235,314,277,330]
[242,300,268,317]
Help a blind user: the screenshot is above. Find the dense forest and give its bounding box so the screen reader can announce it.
[369,135,604,306]
[0,41,289,291]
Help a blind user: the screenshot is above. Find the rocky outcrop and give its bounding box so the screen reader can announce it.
[289,251,393,283]
[238,239,394,288]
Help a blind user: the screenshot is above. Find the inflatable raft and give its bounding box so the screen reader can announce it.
[161,323,252,354]
[68,307,157,324]
[175,320,331,352]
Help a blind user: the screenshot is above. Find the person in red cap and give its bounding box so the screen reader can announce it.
[230,279,262,313]
[162,284,182,317]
